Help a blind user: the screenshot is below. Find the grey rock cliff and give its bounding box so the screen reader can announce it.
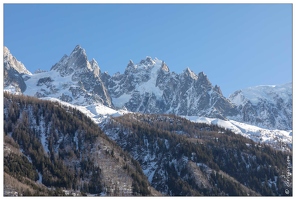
[3,46,32,93]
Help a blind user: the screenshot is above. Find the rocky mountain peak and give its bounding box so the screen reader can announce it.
[15,45,114,107]
[127,59,134,67]
[161,61,169,72]
[3,46,32,75]
[213,85,223,95]
[125,60,136,72]
[69,45,88,65]
[3,46,9,56]
[51,45,96,77]
[228,90,244,104]
[3,46,32,93]
[71,44,85,55]
[198,71,206,79]
[196,71,212,87]
[90,58,101,77]
[60,54,69,62]
[139,56,155,66]
[183,67,198,80]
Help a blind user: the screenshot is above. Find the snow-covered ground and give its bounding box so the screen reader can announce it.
[229,83,292,106]
[184,116,292,150]
[40,97,129,124]
[4,85,22,95]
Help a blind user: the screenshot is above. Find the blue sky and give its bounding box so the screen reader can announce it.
[4,4,292,97]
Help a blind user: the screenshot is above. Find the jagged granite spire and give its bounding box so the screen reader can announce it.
[213,85,223,96]
[139,56,155,66]
[161,61,169,72]
[4,46,32,75]
[183,67,197,80]
[125,59,136,72]
[4,46,32,93]
[107,57,237,118]
[27,45,113,107]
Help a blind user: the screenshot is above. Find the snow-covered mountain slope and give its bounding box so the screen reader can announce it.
[184,116,292,151]
[4,46,32,93]
[104,57,237,119]
[22,45,112,107]
[40,97,129,124]
[228,83,292,130]
[41,96,292,151]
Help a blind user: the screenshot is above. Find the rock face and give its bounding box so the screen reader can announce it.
[228,83,292,130]
[3,46,32,93]
[104,57,238,119]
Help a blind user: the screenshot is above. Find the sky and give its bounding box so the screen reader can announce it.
[3,3,292,97]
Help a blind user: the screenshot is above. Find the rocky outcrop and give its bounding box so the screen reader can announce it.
[3,46,32,93]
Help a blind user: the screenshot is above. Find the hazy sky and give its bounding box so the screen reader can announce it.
[4,3,292,96]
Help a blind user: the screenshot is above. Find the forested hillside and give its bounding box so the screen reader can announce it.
[3,92,292,196]
[102,113,292,196]
[3,92,155,196]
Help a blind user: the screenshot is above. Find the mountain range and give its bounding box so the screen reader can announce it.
[4,45,292,132]
[3,45,292,149]
[3,45,292,196]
